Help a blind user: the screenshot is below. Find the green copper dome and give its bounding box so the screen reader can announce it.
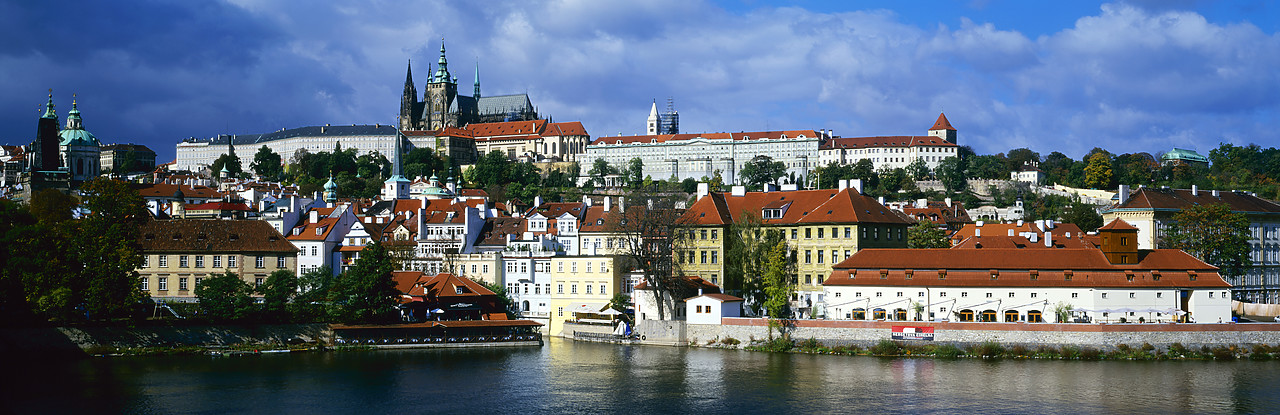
[58,101,99,147]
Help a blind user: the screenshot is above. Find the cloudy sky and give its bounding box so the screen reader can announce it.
[2,0,1278,163]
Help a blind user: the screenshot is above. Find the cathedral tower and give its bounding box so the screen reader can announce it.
[424,39,458,130]
[400,60,420,130]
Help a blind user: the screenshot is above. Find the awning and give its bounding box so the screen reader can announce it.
[569,303,609,314]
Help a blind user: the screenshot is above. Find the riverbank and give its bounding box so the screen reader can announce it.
[0,323,332,359]
[692,337,1278,361]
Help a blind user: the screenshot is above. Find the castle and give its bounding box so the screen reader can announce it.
[398,40,539,131]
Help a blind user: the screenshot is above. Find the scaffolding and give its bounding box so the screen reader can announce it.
[659,97,679,135]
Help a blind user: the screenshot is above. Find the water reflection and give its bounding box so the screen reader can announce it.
[7,339,1280,414]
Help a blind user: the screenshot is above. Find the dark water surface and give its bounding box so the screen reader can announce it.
[10,338,1280,414]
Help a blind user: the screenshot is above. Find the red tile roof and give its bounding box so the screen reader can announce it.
[591,130,820,146]
[410,273,495,298]
[139,219,297,253]
[930,112,956,131]
[687,293,745,302]
[1099,218,1139,231]
[1112,187,1280,213]
[680,188,911,226]
[819,135,956,150]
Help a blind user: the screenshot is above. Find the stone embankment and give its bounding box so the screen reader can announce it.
[682,318,1280,350]
[0,324,331,357]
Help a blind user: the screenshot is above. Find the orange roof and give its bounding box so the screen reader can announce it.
[410,273,495,298]
[392,271,423,294]
[930,112,956,131]
[1099,218,1139,231]
[185,202,251,211]
[686,293,745,302]
[590,130,820,146]
[819,135,956,150]
[402,128,474,138]
[680,188,911,226]
[1110,187,1280,214]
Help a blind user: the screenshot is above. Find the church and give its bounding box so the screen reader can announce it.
[399,40,539,131]
[19,91,102,199]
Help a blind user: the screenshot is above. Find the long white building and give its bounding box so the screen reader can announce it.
[579,130,824,185]
[817,113,959,171]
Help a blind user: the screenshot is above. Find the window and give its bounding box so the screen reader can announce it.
[1009,292,1015,298]
[179,277,188,291]
[818,228,824,238]
[940,292,946,297]
[256,277,264,286]
[874,227,879,240]
[1102,293,1108,299]
[158,277,168,291]
[571,284,578,294]
[1031,293,1038,298]
[1072,293,1079,298]
[1157,293,1163,298]
[897,292,903,297]
[711,230,718,239]
[179,256,189,268]
[1130,292,1136,299]
[791,229,798,239]
[856,292,862,297]
[701,251,708,264]
[586,285,593,294]
[558,262,564,272]
[558,307,564,317]
[805,250,812,264]
[817,250,824,264]
[600,284,607,295]
[832,251,839,264]
[572,263,578,273]
[557,284,564,294]
[228,256,237,268]
[961,292,968,297]
[140,277,148,291]
[861,228,867,239]
[805,228,812,238]
[845,227,851,238]
[195,277,203,287]
[1209,292,1214,298]
[986,292,993,298]
[311,246,317,256]
[711,251,718,264]
[278,256,287,268]
[832,227,838,238]
[483,264,489,273]
[255,256,265,268]
[918,292,925,297]
[213,256,221,268]
[142,256,149,268]
[701,230,708,240]
[805,275,812,284]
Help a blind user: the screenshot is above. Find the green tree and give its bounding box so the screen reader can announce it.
[1164,203,1251,278]
[935,156,968,193]
[1005,148,1041,173]
[681,177,699,194]
[250,145,284,180]
[626,157,645,188]
[762,240,794,325]
[588,158,614,188]
[0,199,51,324]
[740,155,787,190]
[473,150,510,188]
[328,241,400,323]
[474,278,515,318]
[905,158,931,180]
[907,220,950,248]
[1083,152,1114,189]
[210,152,242,178]
[76,178,149,320]
[725,213,785,315]
[258,269,298,319]
[195,272,255,322]
[1063,200,1103,232]
[403,147,445,179]
[28,188,76,226]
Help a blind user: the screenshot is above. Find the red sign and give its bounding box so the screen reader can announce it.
[891,326,935,341]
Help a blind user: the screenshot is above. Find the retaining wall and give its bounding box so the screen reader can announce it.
[684,318,1280,349]
[0,324,332,357]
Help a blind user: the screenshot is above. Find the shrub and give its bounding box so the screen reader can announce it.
[870,340,902,356]
[1080,347,1103,360]
[1060,345,1081,359]
[934,344,964,359]
[1169,343,1188,355]
[1141,343,1156,352]
[721,337,741,346]
[799,338,822,352]
[969,341,1005,358]
[1212,346,1236,361]
[1115,343,1132,352]
[1008,345,1029,357]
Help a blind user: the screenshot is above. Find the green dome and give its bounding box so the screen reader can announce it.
[58,128,99,147]
[324,175,338,191]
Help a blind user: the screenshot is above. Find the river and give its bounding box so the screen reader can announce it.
[9,338,1280,414]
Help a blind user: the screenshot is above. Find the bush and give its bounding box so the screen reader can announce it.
[1060,345,1080,359]
[934,344,964,359]
[1141,343,1156,352]
[1169,343,1188,355]
[1008,345,1029,357]
[969,341,1005,358]
[1212,346,1236,361]
[1080,347,1103,360]
[870,340,902,356]
[799,338,822,352]
[1115,343,1132,352]
[720,337,741,346]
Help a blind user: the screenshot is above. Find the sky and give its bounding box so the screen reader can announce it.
[2,0,1278,164]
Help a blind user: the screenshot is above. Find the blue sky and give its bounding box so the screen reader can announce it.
[2,0,1278,164]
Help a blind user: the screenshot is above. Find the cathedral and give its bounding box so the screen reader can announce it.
[399,40,540,131]
[20,91,101,198]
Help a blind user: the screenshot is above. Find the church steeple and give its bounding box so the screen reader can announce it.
[383,132,410,200]
[65,97,83,130]
[433,39,452,84]
[41,90,56,120]
[400,59,419,130]
[473,60,481,98]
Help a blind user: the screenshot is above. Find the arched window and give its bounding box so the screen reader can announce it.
[872,308,886,320]
[522,301,530,312]
[851,308,866,320]
[1004,310,1020,322]
[893,308,907,321]
[1027,310,1044,323]
[980,309,998,322]
[958,309,974,322]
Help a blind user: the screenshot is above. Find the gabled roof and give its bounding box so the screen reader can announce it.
[466,119,547,138]
[819,135,956,150]
[578,205,645,233]
[474,217,526,246]
[930,112,956,131]
[139,219,297,253]
[287,217,341,241]
[132,183,223,200]
[590,130,820,146]
[528,202,586,220]
[1108,187,1280,214]
[1099,218,1139,231]
[185,202,251,211]
[680,188,911,226]
[951,222,1042,241]
[686,293,745,302]
[410,272,495,298]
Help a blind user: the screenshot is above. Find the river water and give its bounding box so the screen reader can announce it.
[10,338,1280,414]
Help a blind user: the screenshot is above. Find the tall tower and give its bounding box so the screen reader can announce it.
[383,133,410,200]
[425,39,458,130]
[30,90,60,172]
[400,60,419,130]
[646,100,659,135]
[660,98,679,135]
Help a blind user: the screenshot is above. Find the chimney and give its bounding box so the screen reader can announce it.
[1192,185,1198,195]
[696,182,710,200]
[838,179,849,191]
[1045,231,1053,247]
[916,198,927,209]
[310,209,319,224]
[1008,229,1015,237]
[976,220,984,227]
[878,196,885,205]
[1117,184,1130,205]
[1212,189,1220,197]
[850,179,863,194]
[604,196,612,212]
[1017,219,1024,227]
[731,186,746,196]
[945,197,952,207]
[534,195,543,207]
[618,197,625,210]
[584,196,593,207]
[763,183,777,192]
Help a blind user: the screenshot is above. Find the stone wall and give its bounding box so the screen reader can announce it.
[0,324,332,356]
[684,318,1280,350]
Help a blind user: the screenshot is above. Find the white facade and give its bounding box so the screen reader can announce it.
[579,130,822,185]
[504,253,553,321]
[173,125,450,173]
[822,285,1232,324]
[686,294,743,325]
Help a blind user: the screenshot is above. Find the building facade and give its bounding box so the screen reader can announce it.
[580,130,823,185]
[138,219,299,301]
[817,113,958,171]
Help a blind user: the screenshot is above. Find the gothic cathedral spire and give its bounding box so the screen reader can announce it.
[400,59,418,130]
[474,60,481,98]
[434,38,451,83]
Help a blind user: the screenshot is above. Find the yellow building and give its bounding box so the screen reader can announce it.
[676,186,911,317]
[138,219,298,302]
[547,255,624,336]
